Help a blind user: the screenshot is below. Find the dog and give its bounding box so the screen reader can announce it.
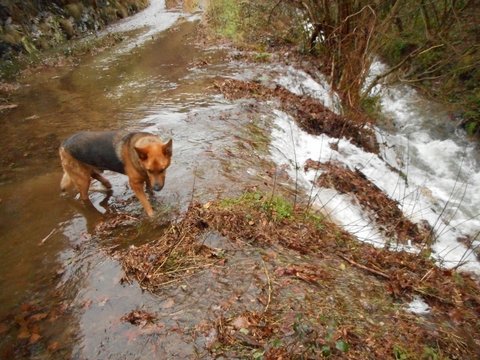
[59,131,172,217]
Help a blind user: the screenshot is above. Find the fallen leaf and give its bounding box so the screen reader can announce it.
[232,316,250,330]
[98,297,109,307]
[20,303,36,313]
[29,333,42,344]
[239,328,249,335]
[121,310,157,326]
[30,313,48,322]
[17,328,31,340]
[82,299,93,309]
[47,341,60,352]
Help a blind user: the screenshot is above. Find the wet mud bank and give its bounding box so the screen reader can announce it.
[112,193,480,358]
[215,78,379,154]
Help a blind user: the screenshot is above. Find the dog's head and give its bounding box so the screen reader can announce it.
[134,139,172,192]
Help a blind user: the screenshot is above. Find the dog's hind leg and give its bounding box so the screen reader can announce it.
[59,147,91,200]
[60,148,74,192]
[75,171,92,201]
[63,167,91,201]
[92,171,112,190]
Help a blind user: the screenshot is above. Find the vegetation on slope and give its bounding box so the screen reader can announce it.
[206,0,480,136]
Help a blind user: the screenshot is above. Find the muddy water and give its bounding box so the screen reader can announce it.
[0,6,273,358]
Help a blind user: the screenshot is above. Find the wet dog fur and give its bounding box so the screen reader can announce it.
[59,131,172,217]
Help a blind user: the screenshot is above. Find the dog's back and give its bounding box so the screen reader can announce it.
[62,131,125,173]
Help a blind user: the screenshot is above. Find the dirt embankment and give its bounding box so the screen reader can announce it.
[111,193,480,359]
[0,0,148,74]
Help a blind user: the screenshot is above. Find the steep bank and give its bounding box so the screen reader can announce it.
[0,0,149,78]
[205,0,480,137]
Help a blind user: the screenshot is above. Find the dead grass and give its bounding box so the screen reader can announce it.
[214,78,379,153]
[305,160,432,245]
[115,208,220,291]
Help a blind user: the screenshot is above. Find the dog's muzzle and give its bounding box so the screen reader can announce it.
[153,184,163,192]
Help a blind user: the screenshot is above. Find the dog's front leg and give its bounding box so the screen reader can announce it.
[129,180,154,217]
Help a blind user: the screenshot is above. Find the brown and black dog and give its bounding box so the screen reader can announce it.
[59,131,172,217]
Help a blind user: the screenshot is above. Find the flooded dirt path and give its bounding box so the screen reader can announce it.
[0,4,276,358]
[2,2,479,359]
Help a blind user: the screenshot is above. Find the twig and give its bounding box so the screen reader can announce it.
[362,44,443,97]
[153,232,188,276]
[122,214,140,222]
[261,259,272,313]
[337,254,390,279]
[413,287,452,305]
[162,263,215,275]
[288,119,299,209]
[420,268,434,282]
[39,228,56,245]
[151,271,198,289]
[339,255,453,305]
[267,0,284,25]
[191,165,198,205]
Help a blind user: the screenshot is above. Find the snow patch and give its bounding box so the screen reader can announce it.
[267,61,480,274]
[274,66,341,114]
[406,296,430,314]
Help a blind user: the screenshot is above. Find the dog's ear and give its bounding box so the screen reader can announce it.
[164,139,172,157]
[134,146,148,161]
